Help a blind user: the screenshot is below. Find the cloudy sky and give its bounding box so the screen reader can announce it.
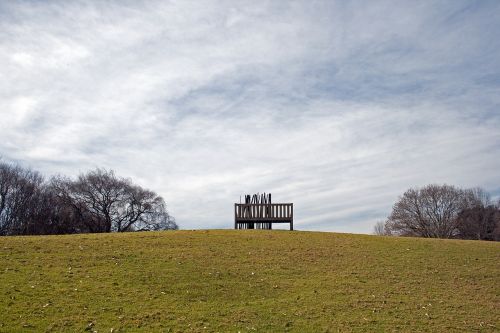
[1,0,499,233]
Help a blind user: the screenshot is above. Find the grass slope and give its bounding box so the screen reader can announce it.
[0,230,499,332]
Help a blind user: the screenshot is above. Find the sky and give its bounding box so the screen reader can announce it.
[1,0,500,233]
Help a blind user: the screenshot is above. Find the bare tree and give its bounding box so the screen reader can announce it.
[135,200,178,231]
[46,176,98,233]
[456,205,499,241]
[455,189,500,241]
[0,160,44,235]
[0,160,177,236]
[62,168,177,232]
[385,184,469,238]
[373,221,389,236]
[69,169,126,232]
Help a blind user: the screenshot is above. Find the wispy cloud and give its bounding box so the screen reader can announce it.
[1,0,499,232]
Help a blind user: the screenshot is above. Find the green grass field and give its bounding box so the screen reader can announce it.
[0,230,499,332]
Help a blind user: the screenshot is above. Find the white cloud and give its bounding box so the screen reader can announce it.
[11,52,34,67]
[8,96,38,125]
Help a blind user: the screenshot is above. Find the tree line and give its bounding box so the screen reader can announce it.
[375,184,500,241]
[0,159,177,236]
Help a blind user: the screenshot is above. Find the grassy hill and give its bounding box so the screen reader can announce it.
[0,230,498,332]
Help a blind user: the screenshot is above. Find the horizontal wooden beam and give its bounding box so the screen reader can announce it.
[235,219,292,223]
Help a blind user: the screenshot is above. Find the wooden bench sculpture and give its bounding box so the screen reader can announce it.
[234,193,293,230]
